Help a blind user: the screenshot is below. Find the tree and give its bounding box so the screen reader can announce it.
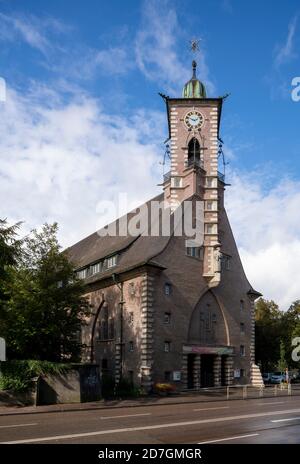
[0,219,21,334]
[278,339,287,372]
[2,223,89,361]
[282,301,300,368]
[255,298,284,372]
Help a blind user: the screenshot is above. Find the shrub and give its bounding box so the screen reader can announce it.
[0,360,71,392]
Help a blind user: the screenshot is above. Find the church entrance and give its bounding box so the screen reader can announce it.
[187,354,196,389]
[200,354,214,387]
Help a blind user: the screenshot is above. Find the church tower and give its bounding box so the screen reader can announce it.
[161,60,223,288]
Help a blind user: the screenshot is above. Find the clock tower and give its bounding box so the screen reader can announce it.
[161,60,223,288]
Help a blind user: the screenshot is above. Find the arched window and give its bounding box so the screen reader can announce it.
[188,138,201,166]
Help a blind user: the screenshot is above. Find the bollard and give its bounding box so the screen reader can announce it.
[288,383,292,396]
[226,386,230,400]
[243,386,247,399]
[259,385,264,398]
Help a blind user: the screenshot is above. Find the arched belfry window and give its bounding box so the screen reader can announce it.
[188,138,201,166]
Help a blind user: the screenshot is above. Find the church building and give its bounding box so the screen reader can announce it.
[67,60,262,391]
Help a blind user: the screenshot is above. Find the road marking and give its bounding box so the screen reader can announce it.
[100,413,151,420]
[193,406,229,412]
[3,407,300,444]
[198,433,259,444]
[271,417,300,423]
[0,423,37,429]
[258,401,286,405]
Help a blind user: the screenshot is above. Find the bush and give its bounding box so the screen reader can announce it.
[115,377,141,398]
[0,360,71,392]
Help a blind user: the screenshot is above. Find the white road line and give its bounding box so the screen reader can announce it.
[3,407,300,444]
[193,407,229,412]
[198,433,259,444]
[271,417,300,423]
[0,423,38,429]
[258,401,286,406]
[100,413,151,420]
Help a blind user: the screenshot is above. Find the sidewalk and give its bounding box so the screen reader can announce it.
[0,391,228,416]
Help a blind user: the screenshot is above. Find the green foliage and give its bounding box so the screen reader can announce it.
[0,360,71,392]
[115,377,141,398]
[255,298,300,371]
[0,222,90,361]
[101,374,141,399]
[0,219,21,327]
[255,298,284,371]
[278,339,287,372]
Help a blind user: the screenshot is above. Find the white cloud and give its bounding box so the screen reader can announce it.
[135,0,215,95]
[0,12,67,55]
[0,84,163,248]
[274,15,298,68]
[226,170,300,309]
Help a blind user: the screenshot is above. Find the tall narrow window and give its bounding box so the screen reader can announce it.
[188,138,201,166]
[102,306,109,340]
[240,345,245,357]
[164,341,171,352]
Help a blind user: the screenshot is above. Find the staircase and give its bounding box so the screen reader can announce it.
[250,363,264,387]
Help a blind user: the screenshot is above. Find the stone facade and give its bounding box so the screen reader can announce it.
[67,64,261,392]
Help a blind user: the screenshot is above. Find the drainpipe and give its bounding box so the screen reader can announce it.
[112,273,124,383]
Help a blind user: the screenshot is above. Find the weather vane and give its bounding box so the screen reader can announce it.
[189,38,201,54]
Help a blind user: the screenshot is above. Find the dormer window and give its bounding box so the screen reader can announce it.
[106,255,117,268]
[77,268,87,279]
[188,138,201,167]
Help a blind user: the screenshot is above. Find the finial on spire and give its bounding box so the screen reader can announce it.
[192,60,197,78]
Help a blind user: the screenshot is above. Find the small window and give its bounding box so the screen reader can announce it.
[164,283,172,295]
[171,176,182,188]
[221,254,231,271]
[164,341,171,352]
[186,246,204,259]
[164,371,171,381]
[206,177,215,188]
[90,262,101,275]
[129,312,134,324]
[206,201,213,210]
[240,368,245,378]
[129,341,134,352]
[106,255,117,268]
[129,282,135,296]
[206,224,214,234]
[77,268,87,279]
[164,312,171,324]
[240,345,245,357]
[240,300,244,311]
[240,322,245,334]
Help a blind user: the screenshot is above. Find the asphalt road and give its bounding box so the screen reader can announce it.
[1,396,300,444]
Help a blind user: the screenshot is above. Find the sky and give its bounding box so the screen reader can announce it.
[0,0,300,309]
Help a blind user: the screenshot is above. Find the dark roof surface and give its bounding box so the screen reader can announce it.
[66,193,171,278]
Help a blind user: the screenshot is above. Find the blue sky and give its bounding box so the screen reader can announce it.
[0,0,300,308]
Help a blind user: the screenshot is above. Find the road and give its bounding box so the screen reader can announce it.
[1,396,300,444]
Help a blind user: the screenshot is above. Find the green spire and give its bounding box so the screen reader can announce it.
[182,60,206,98]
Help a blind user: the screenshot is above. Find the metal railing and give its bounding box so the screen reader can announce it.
[181,383,300,402]
[217,171,225,183]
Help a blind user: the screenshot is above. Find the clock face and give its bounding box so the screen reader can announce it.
[184,111,204,130]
